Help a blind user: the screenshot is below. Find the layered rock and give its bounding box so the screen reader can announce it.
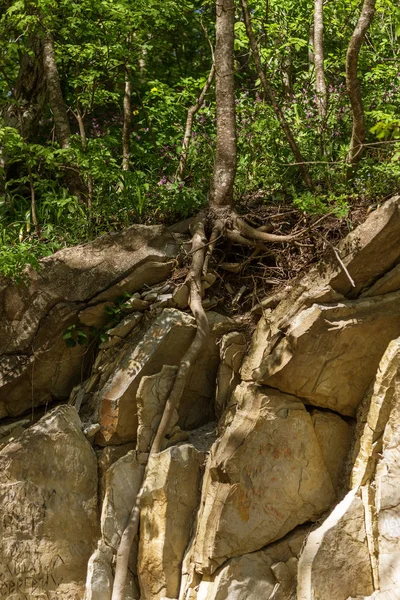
[248,292,400,416]
[192,526,308,600]
[0,405,98,599]
[1,197,400,600]
[187,382,335,576]
[298,338,400,600]
[138,444,204,600]
[0,225,181,419]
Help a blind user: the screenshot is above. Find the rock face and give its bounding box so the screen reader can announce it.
[250,292,400,416]
[0,225,182,420]
[298,338,400,600]
[2,197,400,600]
[0,405,98,599]
[138,444,204,600]
[188,382,335,575]
[192,526,308,600]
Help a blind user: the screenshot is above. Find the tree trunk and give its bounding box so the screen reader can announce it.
[2,36,47,139]
[42,32,72,149]
[346,0,376,165]
[240,0,314,190]
[314,0,327,120]
[208,0,237,208]
[177,63,215,180]
[42,31,87,202]
[0,34,47,184]
[122,64,132,172]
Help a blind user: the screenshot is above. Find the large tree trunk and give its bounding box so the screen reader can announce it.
[208,0,237,209]
[0,35,47,183]
[240,0,314,190]
[42,32,72,149]
[42,31,87,202]
[313,0,327,120]
[346,0,376,165]
[2,36,46,139]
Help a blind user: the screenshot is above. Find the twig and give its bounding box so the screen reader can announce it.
[318,232,356,287]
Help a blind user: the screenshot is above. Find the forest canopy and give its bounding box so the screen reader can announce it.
[0,0,399,278]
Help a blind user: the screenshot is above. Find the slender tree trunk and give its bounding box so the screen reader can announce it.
[314,0,327,120]
[308,23,315,71]
[42,32,72,149]
[177,63,215,180]
[28,165,40,238]
[208,0,237,208]
[75,108,93,211]
[42,31,87,202]
[346,0,376,165]
[240,0,314,190]
[281,48,293,98]
[122,64,132,172]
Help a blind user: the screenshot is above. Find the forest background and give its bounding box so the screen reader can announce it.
[0,0,399,280]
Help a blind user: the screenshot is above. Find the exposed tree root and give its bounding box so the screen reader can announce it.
[111,212,209,600]
[110,204,326,599]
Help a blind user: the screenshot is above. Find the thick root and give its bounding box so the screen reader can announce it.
[110,212,210,600]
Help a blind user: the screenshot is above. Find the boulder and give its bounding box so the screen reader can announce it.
[215,332,246,417]
[298,338,400,600]
[187,526,308,600]
[100,451,144,552]
[94,309,196,445]
[188,382,335,575]
[352,338,400,488]
[136,366,178,453]
[311,410,353,495]
[374,343,400,597]
[249,292,400,416]
[242,196,400,386]
[297,488,374,600]
[0,225,182,420]
[0,405,98,599]
[94,310,226,446]
[138,444,204,600]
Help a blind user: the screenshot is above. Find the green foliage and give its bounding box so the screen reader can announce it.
[0,0,399,281]
[62,324,88,348]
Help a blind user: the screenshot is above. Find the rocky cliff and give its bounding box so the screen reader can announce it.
[2,197,400,600]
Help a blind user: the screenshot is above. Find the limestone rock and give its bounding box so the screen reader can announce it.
[101,451,144,551]
[97,442,136,502]
[84,541,113,600]
[0,405,98,598]
[78,302,114,328]
[91,260,175,305]
[242,195,400,385]
[311,410,352,495]
[138,444,204,600]
[361,262,400,298]
[107,313,143,338]
[95,309,196,445]
[215,332,246,416]
[0,303,92,418]
[374,343,400,597]
[136,365,178,453]
[0,225,181,419]
[95,309,225,445]
[250,292,400,416]
[297,488,374,600]
[188,382,335,575]
[352,338,400,488]
[188,526,308,600]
